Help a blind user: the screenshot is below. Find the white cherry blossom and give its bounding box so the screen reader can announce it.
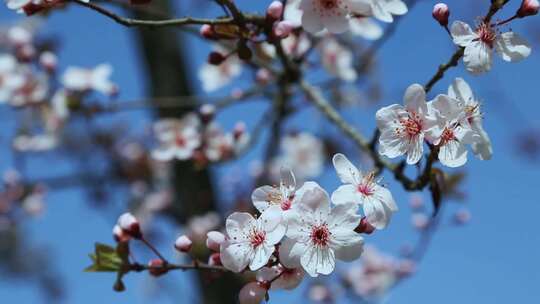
[279,183,364,277]
[279,132,325,182]
[0,54,24,103]
[62,63,116,95]
[429,94,479,168]
[284,0,303,27]
[320,37,357,82]
[198,45,241,92]
[448,78,492,160]
[220,205,286,272]
[375,84,437,165]
[331,153,397,229]
[298,0,368,34]
[252,167,298,213]
[352,0,408,23]
[451,21,531,74]
[152,114,201,161]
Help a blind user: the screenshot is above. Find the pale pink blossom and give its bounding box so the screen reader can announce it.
[331,153,397,229]
[220,206,286,272]
[279,183,364,277]
[353,0,408,23]
[198,45,241,92]
[320,37,357,81]
[375,84,438,165]
[62,63,117,95]
[152,114,201,161]
[451,21,531,74]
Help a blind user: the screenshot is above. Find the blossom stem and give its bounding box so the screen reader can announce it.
[140,237,169,264]
[495,14,518,26]
[71,0,264,28]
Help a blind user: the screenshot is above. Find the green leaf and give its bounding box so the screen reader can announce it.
[85,243,125,272]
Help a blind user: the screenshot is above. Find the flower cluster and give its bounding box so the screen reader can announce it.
[218,153,397,281]
[376,79,491,168]
[152,107,249,165]
[293,0,407,34]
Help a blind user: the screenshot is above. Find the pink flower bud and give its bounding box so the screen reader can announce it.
[432,3,450,26]
[518,0,539,17]
[206,231,225,251]
[200,24,216,39]
[148,259,168,277]
[354,217,375,234]
[113,224,131,243]
[117,212,142,238]
[208,51,226,65]
[266,1,284,20]
[273,20,295,38]
[39,51,57,73]
[239,282,268,304]
[208,252,222,266]
[174,235,193,252]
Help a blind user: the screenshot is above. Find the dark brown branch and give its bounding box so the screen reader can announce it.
[71,0,264,28]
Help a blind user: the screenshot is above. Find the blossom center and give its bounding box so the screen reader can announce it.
[476,23,497,48]
[250,230,266,248]
[398,112,423,138]
[311,224,330,247]
[358,172,376,196]
[318,0,339,10]
[440,128,456,145]
[175,134,186,147]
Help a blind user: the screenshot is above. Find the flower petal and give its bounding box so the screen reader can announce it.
[220,241,252,273]
[331,184,361,206]
[403,84,427,114]
[332,153,362,185]
[451,21,476,47]
[301,246,336,277]
[463,41,492,75]
[279,237,306,269]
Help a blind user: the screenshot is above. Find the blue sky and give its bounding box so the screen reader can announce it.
[1,0,539,303]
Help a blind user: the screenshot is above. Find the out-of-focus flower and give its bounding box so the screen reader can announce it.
[198,45,241,92]
[353,0,408,23]
[277,132,324,182]
[343,245,409,298]
[279,183,363,277]
[0,54,25,103]
[411,213,429,230]
[298,0,361,33]
[349,16,383,40]
[451,21,531,74]
[152,114,201,161]
[239,282,268,304]
[220,206,286,272]
[331,153,397,229]
[62,63,117,95]
[320,37,357,82]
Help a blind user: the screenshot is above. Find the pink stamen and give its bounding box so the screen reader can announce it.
[250,230,266,248]
[311,224,330,247]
